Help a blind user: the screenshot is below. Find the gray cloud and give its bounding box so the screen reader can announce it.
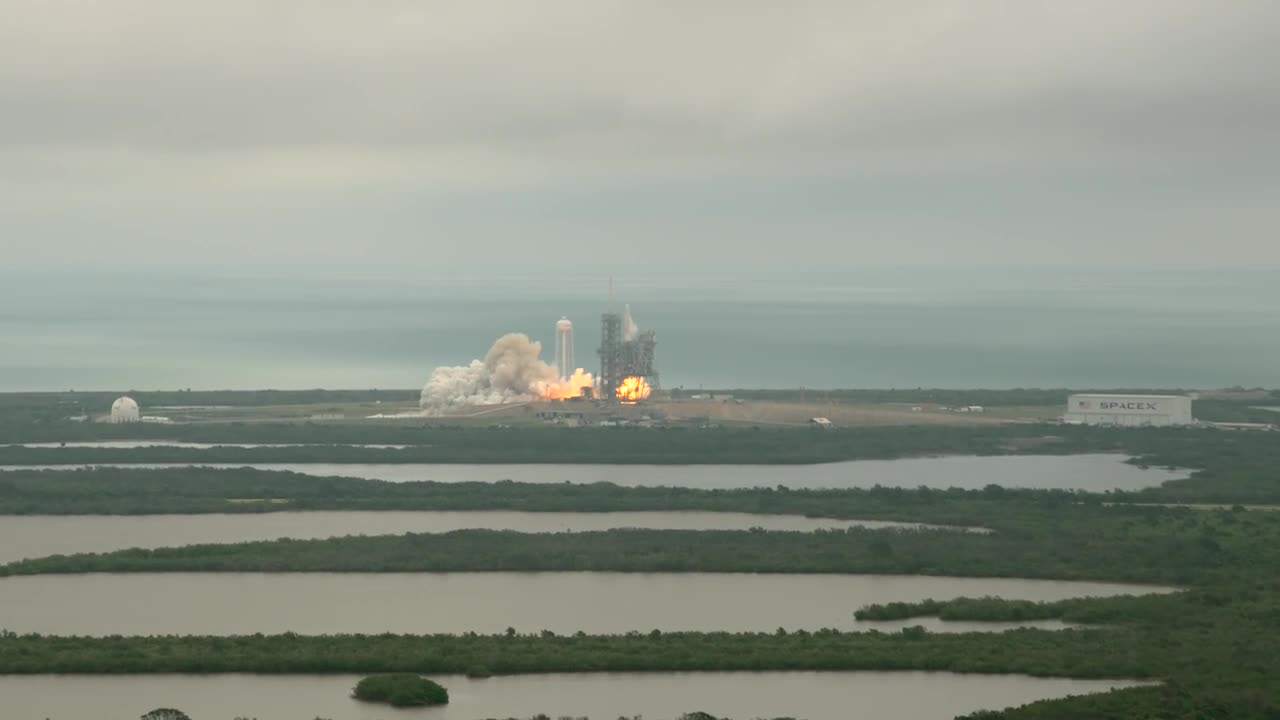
[1,0,1277,267]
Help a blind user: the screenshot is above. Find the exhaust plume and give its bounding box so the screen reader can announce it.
[623,304,639,342]
[420,333,593,413]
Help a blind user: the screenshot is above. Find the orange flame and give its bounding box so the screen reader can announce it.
[615,376,652,403]
[540,368,595,400]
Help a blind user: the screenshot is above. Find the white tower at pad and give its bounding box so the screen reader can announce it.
[555,317,574,380]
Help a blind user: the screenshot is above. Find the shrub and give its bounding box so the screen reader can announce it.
[352,674,449,707]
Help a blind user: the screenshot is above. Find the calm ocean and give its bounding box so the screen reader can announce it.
[2,266,1277,392]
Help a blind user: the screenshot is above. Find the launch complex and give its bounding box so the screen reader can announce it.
[597,304,657,402]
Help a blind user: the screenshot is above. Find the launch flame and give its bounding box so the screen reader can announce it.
[615,376,651,403]
[420,333,594,413]
[539,367,595,400]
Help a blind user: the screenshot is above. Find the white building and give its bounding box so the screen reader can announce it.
[1063,394,1193,427]
[110,396,141,424]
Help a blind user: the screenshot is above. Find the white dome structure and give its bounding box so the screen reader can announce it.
[110,396,140,424]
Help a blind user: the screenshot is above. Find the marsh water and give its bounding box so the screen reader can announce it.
[0,572,1174,636]
[0,511,976,563]
[2,453,1186,491]
[0,671,1151,720]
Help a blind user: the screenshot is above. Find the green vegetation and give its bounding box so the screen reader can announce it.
[0,465,1100,523]
[0,389,413,417]
[5,385,1248,416]
[6,425,1280,587]
[2,414,1280,718]
[678,387,1280,412]
[5,387,1274,418]
[141,710,191,720]
[0,425,1275,507]
[8,423,1279,507]
[0,605,1276,720]
[0,626,1184,677]
[854,593,1186,625]
[352,674,448,707]
[1,509,1254,584]
[0,423,1061,463]
[676,388,1089,406]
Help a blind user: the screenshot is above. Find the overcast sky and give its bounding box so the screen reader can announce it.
[3,1,1277,270]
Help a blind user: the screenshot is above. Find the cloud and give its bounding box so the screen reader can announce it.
[1,0,1277,267]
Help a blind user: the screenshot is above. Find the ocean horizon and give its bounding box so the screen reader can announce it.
[3,266,1277,393]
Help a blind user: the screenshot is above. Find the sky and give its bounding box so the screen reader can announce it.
[2,1,1278,270]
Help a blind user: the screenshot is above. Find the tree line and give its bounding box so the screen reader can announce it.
[2,607,1277,719]
[0,423,1277,506]
[5,503,1274,586]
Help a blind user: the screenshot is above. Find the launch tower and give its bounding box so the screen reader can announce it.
[598,304,657,398]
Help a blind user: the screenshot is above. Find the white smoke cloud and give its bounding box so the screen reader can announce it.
[420,333,591,413]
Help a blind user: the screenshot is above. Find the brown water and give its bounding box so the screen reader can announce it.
[0,572,1174,636]
[2,453,1186,490]
[0,671,1151,720]
[0,511,977,564]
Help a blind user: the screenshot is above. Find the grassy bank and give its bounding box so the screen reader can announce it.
[0,465,1094,523]
[0,627,1159,676]
[2,502,1270,585]
[0,424,1068,464]
[2,418,1279,718]
[6,424,1277,506]
[0,603,1274,720]
[853,593,1189,625]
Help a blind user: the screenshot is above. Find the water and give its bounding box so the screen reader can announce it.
[6,454,1184,491]
[0,511,975,564]
[3,267,1278,392]
[0,671,1150,720]
[0,572,1174,636]
[7,441,410,449]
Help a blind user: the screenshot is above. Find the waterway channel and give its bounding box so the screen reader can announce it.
[0,671,1151,720]
[0,511,978,564]
[0,572,1175,636]
[1,453,1187,491]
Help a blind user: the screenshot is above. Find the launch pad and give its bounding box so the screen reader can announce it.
[597,304,658,402]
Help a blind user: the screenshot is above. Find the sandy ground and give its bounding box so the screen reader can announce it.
[434,399,1060,428]
[660,400,1022,426]
[166,395,1061,429]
